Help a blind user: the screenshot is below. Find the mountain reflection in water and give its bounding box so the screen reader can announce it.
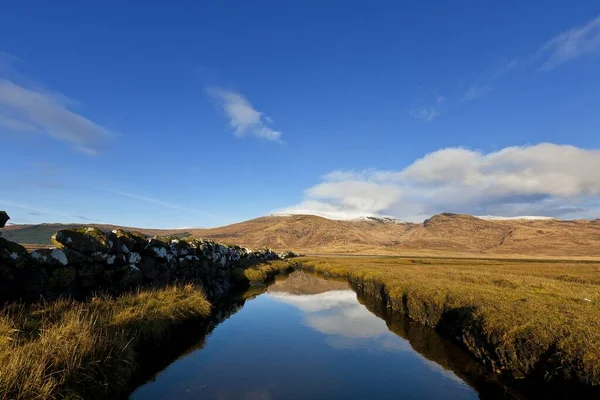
[131,272,501,400]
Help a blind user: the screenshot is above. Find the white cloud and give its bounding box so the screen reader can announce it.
[207,87,282,142]
[409,107,439,122]
[269,290,400,340]
[539,15,600,70]
[281,143,600,221]
[0,79,113,155]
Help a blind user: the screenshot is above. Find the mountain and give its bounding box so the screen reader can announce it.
[4,213,600,258]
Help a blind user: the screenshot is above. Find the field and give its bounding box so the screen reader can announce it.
[297,256,600,387]
[0,284,210,400]
[1,254,599,398]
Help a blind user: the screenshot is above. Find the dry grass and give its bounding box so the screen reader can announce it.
[234,260,296,284]
[0,284,210,400]
[298,256,600,386]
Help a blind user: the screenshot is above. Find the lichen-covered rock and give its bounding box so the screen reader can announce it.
[0,236,28,267]
[30,248,69,267]
[52,227,112,253]
[0,211,9,228]
[113,229,147,253]
[278,250,301,259]
[144,239,170,259]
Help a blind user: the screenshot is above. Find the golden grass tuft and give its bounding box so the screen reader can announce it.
[0,284,210,400]
[237,260,296,284]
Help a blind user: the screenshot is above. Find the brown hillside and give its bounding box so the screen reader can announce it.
[188,214,600,258]
[188,215,412,249]
[5,214,600,258]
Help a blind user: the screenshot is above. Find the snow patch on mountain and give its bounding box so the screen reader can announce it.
[271,211,406,224]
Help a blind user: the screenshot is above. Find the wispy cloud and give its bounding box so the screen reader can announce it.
[104,188,225,218]
[281,143,600,221]
[0,54,113,155]
[463,15,600,101]
[207,87,282,142]
[0,199,74,219]
[72,215,95,222]
[461,59,518,102]
[0,115,39,132]
[462,84,491,101]
[0,79,113,155]
[409,107,439,122]
[538,15,600,70]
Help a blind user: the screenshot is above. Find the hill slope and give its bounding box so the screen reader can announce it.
[5,213,600,257]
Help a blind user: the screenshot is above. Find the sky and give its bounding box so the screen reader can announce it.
[1,1,600,228]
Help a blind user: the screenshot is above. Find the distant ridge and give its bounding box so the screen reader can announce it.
[271,211,406,223]
[5,212,600,258]
[476,215,558,221]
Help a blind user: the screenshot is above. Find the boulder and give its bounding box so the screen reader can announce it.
[30,248,69,267]
[52,227,112,253]
[113,229,147,253]
[0,236,29,267]
[0,211,8,228]
[169,238,193,257]
[144,239,171,259]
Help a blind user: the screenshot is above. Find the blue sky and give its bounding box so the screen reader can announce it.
[1,1,600,228]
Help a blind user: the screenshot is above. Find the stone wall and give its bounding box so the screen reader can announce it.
[0,212,296,303]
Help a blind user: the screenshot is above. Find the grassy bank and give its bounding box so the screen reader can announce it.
[297,256,600,388]
[0,284,211,400]
[233,260,297,285]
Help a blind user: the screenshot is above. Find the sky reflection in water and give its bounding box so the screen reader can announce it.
[132,272,478,400]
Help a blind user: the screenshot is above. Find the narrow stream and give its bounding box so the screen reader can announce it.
[132,271,506,399]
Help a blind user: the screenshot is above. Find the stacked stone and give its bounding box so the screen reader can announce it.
[0,212,31,300]
[0,219,286,302]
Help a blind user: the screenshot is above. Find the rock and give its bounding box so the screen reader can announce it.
[106,253,126,268]
[22,265,48,301]
[113,229,147,253]
[0,236,29,267]
[115,264,143,290]
[278,250,301,259]
[169,238,193,256]
[30,249,69,267]
[52,227,112,253]
[62,248,88,264]
[138,257,160,280]
[45,266,78,299]
[79,264,105,290]
[144,239,171,260]
[79,263,104,277]
[0,211,9,228]
[1,223,294,303]
[178,255,200,278]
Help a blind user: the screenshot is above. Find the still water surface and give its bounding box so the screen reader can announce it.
[132,272,489,399]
